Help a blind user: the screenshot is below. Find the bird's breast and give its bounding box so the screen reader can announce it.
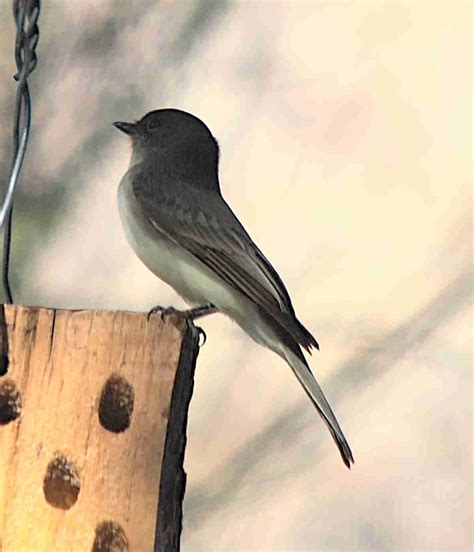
[117,174,240,311]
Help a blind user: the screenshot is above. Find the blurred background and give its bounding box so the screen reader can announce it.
[0,1,472,550]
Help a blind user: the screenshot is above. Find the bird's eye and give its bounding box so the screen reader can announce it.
[147,118,162,130]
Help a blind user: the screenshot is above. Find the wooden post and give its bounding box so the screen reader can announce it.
[0,305,200,551]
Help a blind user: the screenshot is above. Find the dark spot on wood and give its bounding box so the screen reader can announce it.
[92,521,129,552]
[0,378,22,424]
[43,453,80,510]
[98,374,134,433]
[0,304,9,375]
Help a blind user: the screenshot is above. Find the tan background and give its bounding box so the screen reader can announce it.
[0,1,472,550]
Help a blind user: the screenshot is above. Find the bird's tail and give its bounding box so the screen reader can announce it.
[283,347,354,469]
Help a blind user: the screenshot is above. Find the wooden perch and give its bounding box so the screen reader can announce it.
[0,305,200,551]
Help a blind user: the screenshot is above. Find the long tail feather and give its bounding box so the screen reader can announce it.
[284,348,354,468]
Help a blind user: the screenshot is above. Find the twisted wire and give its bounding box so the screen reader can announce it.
[1,0,40,303]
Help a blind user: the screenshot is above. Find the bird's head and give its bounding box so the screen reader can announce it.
[114,108,219,166]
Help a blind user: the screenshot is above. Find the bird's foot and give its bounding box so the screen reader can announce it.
[147,305,180,321]
[147,303,217,346]
[147,303,217,321]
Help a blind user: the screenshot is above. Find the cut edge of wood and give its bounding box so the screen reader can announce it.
[154,324,201,552]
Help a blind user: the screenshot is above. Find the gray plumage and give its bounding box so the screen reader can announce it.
[115,109,354,468]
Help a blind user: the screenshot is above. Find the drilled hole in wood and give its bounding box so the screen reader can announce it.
[92,521,129,552]
[0,355,8,376]
[43,454,80,510]
[98,374,134,433]
[0,378,22,425]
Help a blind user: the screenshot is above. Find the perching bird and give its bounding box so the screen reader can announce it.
[114,109,354,468]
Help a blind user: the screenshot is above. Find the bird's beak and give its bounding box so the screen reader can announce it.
[113,121,137,135]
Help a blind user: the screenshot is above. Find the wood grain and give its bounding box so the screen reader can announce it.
[0,305,200,551]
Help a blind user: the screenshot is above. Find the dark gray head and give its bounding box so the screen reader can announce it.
[114,109,220,184]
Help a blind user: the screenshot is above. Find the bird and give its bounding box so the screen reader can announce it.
[114,108,354,468]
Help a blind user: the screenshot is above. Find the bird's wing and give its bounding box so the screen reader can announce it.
[132,170,318,351]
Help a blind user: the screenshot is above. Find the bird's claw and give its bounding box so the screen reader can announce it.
[147,305,208,347]
[147,305,179,321]
[183,317,207,347]
[195,325,207,347]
